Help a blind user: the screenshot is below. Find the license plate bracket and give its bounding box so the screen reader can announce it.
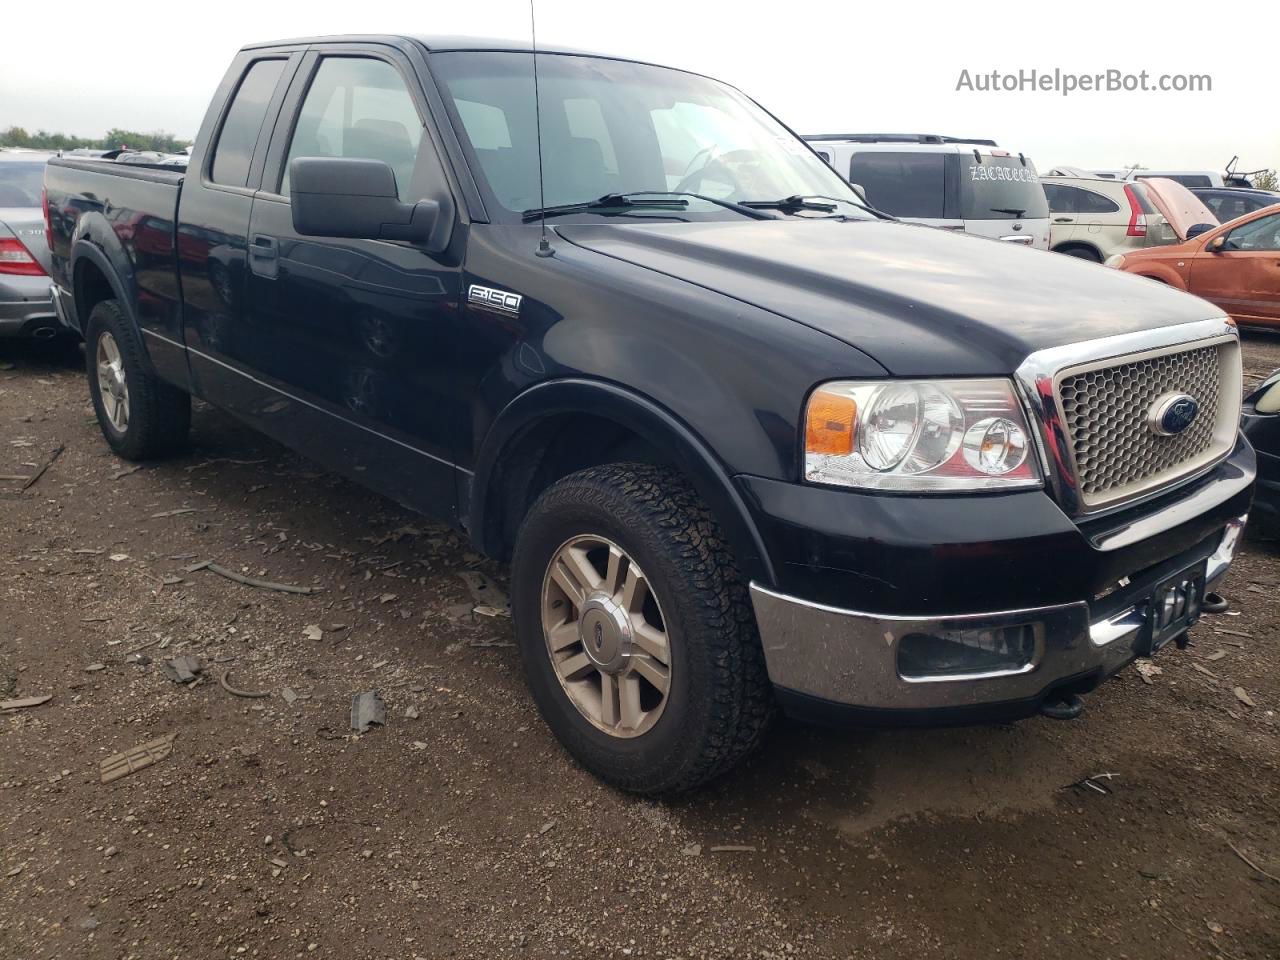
[1139,560,1207,656]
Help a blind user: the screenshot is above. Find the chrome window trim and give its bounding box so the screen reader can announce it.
[1014,316,1240,517]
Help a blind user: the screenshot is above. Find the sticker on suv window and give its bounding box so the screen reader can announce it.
[971,165,1039,183]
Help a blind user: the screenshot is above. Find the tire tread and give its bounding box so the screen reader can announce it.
[515,462,773,794]
[85,299,190,460]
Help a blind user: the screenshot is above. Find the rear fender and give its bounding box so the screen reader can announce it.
[69,212,142,335]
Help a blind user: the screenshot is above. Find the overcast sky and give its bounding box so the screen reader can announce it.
[2,0,1276,174]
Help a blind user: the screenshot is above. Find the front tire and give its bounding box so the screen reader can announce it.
[85,299,190,460]
[511,463,773,795]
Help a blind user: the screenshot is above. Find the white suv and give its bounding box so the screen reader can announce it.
[805,134,1050,249]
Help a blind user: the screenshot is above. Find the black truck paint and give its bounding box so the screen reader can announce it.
[44,35,1255,793]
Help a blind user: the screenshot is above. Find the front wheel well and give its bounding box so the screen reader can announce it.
[480,412,669,561]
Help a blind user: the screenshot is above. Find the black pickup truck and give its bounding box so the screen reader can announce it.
[44,35,1254,794]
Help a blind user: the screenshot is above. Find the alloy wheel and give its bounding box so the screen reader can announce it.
[540,535,672,737]
[96,331,130,432]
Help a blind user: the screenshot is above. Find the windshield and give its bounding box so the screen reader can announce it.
[959,155,1048,221]
[430,51,869,221]
[0,162,46,207]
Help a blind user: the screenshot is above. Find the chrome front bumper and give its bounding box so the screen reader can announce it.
[750,515,1247,712]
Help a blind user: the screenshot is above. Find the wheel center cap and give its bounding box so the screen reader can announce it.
[578,592,633,674]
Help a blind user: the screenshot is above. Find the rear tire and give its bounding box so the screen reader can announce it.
[511,463,773,795]
[1058,245,1102,262]
[85,299,190,460]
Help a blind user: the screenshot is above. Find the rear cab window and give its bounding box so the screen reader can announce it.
[210,58,288,187]
[961,154,1048,221]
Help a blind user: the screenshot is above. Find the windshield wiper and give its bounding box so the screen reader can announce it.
[740,194,893,220]
[740,195,839,213]
[990,207,1027,217]
[521,191,775,222]
[522,193,688,222]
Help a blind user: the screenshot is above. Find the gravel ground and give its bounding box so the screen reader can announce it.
[1,332,1278,960]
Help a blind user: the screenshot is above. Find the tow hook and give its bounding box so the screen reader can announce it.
[1040,693,1085,721]
[1202,592,1230,614]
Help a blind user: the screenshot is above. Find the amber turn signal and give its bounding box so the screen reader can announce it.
[805,389,856,456]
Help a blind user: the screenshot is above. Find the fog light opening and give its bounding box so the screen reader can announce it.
[898,624,1037,680]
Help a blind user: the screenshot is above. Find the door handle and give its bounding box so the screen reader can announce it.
[1054,217,1074,223]
[250,234,278,259]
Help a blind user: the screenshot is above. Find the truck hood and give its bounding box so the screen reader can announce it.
[557,218,1220,376]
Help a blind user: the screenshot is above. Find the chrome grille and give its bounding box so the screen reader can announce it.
[1057,342,1229,508]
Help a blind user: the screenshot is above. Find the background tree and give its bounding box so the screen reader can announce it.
[0,125,190,152]
[1252,169,1278,191]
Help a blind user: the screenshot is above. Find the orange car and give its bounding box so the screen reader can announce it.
[1108,202,1280,328]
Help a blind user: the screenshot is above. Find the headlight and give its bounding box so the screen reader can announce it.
[804,379,1042,491]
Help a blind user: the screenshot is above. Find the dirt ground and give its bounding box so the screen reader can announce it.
[1,332,1278,960]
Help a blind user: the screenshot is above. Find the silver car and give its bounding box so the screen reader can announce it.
[0,150,59,339]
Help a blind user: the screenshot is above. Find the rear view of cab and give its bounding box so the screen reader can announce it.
[804,134,1050,249]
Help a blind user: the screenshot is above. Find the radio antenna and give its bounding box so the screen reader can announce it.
[530,0,553,257]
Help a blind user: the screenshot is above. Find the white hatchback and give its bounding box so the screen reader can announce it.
[805,134,1050,250]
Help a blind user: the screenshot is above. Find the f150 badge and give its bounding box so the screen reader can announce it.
[468,284,522,316]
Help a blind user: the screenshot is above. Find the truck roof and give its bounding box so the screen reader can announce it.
[242,34,605,57]
[804,134,999,146]
[239,34,725,86]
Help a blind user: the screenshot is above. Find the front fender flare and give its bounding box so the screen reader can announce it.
[469,378,777,585]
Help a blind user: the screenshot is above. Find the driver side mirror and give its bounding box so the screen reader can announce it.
[289,157,453,253]
[849,182,869,203]
[1207,234,1227,252]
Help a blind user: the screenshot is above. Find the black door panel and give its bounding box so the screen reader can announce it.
[240,196,460,516]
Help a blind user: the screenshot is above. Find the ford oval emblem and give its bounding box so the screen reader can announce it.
[1148,393,1199,436]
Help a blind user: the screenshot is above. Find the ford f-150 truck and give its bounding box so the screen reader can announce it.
[44,35,1254,794]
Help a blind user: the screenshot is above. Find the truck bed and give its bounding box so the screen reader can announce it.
[44,157,185,334]
[44,156,188,389]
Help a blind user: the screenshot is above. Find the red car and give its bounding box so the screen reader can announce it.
[1109,202,1280,328]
